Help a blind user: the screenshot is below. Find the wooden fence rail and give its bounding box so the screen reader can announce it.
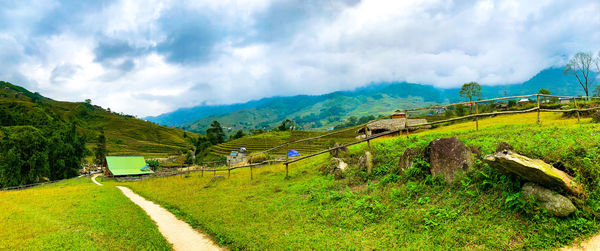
[162,93,600,181]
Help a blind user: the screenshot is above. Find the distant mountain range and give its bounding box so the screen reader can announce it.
[145,67,587,133]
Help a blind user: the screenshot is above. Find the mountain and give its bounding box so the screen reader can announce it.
[0,81,194,158]
[147,67,587,133]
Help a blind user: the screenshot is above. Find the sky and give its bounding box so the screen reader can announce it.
[0,0,599,117]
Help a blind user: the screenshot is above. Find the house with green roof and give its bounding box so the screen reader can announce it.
[105,156,154,176]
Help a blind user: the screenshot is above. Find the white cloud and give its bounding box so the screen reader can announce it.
[0,0,598,117]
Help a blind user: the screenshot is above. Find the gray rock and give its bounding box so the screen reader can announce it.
[398,148,421,174]
[327,158,348,179]
[522,182,576,217]
[428,137,473,183]
[484,151,584,195]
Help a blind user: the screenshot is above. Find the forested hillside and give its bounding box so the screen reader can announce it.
[0,81,194,187]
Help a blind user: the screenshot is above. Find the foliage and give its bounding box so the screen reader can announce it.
[564,52,598,98]
[538,88,551,95]
[207,120,226,145]
[454,103,466,116]
[459,82,482,103]
[593,111,600,123]
[231,129,245,140]
[94,130,107,167]
[146,159,161,171]
[278,119,295,131]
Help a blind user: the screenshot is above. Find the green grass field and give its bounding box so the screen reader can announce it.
[0,177,171,250]
[122,112,600,250]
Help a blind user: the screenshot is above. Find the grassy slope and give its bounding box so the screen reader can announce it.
[0,83,194,157]
[0,177,171,250]
[124,112,600,250]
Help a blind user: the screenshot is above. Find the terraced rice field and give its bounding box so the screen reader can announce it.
[210,126,361,157]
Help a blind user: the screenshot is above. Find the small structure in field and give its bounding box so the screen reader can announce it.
[357,117,430,136]
[559,98,571,104]
[391,110,406,119]
[518,99,530,104]
[226,149,247,166]
[105,156,153,177]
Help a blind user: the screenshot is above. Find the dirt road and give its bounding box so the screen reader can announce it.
[116,186,223,251]
[91,173,103,186]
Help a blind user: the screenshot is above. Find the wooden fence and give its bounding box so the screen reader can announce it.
[159,94,600,181]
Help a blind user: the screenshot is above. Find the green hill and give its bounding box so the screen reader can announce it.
[0,81,194,158]
[148,67,589,134]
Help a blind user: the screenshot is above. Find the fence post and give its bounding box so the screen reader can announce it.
[404,110,409,139]
[250,165,253,180]
[201,166,204,177]
[228,169,230,178]
[285,143,289,178]
[537,94,541,124]
[475,102,479,131]
[574,97,580,122]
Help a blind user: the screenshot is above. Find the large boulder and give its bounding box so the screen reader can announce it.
[522,182,576,217]
[484,151,584,195]
[325,157,348,179]
[428,137,474,183]
[398,148,421,174]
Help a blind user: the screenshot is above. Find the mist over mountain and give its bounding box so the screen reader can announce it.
[145,67,586,133]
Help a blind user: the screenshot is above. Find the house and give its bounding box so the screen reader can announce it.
[105,156,153,177]
[559,98,571,104]
[226,149,247,166]
[391,110,406,119]
[518,99,530,104]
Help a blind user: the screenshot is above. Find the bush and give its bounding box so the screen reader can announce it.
[593,111,600,123]
[248,153,268,164]
[146,160,161,170]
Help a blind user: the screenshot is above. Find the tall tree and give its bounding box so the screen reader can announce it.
[459,82,481,111]
[206,121,225,145]
[94,130,108,168]
[538,88,551,102]
[0,126,50,187]
[564,52,597,99]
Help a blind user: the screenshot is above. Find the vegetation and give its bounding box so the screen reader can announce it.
[564,51,599,99]
[0,178,171,250]
[123,112,600,250]
[0,81,194,159]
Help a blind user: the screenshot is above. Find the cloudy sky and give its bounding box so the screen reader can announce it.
[1,0,599,117]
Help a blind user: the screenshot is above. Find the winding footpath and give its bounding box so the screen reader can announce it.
[92,175,223,251]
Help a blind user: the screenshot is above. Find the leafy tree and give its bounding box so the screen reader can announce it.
[85,99,92,105]
[444,109,455,118]
[564,52,597,99]
[206,121,225,145]
[459,82,481,111]
[538,88,551,95]
[94,130,108,167]
[47,123,86,180]
[455,104,466,117]
[347,116,358,126]
[594,85,600,97]
[278,119,294,131]
[0,126,50,187]
[231,129,245,140]
[358,115,376,124]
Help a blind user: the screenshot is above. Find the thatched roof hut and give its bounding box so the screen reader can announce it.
[357,118,430,135]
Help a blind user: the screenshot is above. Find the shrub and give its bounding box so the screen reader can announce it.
[248,153,268,164]
[146,159,161,171]
[593,111,600,123]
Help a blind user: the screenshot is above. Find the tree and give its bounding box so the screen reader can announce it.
[231,129,245,140]
[0,126,50,187]
[564,52,597,99]
[459,82,481,111]
[538,88,551,103]
[94,130,108,167]
[455,104,466,117]
[206,121,225,145]
[594,85,600,97]
[278,119,294,131]
[85,99,91,105]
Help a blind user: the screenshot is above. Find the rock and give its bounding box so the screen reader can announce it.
[428,137,473,183]
[398,148,421,173]
[326,158,348,179]
[359,152,374,175]
[496,141,514,153]
[484,151,584,195]
[522,182,576,217]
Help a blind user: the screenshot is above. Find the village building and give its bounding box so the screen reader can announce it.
[518,98,530,104]
[559,98,571,104]
[391,110,406,119]
[227,148,247,166]
[105,156,154,177]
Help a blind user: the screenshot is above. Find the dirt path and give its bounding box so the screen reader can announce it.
[116,186,223,251]
[91,173,103,186]
[561,234,600,251]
